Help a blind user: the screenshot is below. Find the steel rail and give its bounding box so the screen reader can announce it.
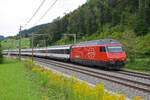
[122,70,150,77]
[116,71,150,80]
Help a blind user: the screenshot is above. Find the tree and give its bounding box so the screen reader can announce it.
[121,31,140,62]
[134,8,150,36]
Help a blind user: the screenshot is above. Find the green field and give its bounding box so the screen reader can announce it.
[1,38,30,50]
[0,58,49,100]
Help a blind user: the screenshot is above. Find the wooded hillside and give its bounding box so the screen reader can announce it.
[33,0,150,59]
[12,24,47,40]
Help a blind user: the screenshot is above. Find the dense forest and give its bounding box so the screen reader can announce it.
[1,0,150,70]
[33,0,150,62]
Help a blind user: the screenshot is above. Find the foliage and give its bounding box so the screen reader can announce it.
[32,0,150,53]
[125,58,150,73]
[133,8,150,36]
[24,59,144,100]
[24,58,35,69]
[121,31,141,62]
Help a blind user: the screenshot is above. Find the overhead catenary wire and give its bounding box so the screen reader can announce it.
[33,0,58,26]
[23,0,46,28]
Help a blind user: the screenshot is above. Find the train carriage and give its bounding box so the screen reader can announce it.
[3,39,127,69]
[34,47,47,57]
[45,45,71,61]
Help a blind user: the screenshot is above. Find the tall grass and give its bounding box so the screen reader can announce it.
[24,58,144,100]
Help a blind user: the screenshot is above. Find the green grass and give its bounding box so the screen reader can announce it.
[124,58,150,74]
[0,58,49,100]
[1,38,30,50]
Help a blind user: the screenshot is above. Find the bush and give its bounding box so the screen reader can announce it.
[121,30,141,62]
[24,58,35,69]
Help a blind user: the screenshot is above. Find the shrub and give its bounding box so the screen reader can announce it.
[24,58,35,69]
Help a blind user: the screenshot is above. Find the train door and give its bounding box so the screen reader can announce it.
[99,46,107,61]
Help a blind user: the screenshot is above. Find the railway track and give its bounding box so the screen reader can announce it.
[31,57,150,94]
[10,55,150,80]
[8,55,150,95]
[116,70,150,80]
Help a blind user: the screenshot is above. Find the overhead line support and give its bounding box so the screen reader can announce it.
[19,26,22,61]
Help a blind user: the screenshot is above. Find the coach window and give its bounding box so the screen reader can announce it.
[40,50,44,53]
[66,49,70,54]
[100,46,106,52]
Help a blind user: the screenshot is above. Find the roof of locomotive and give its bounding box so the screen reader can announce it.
[72,39,120,47]
[34,44,72,50]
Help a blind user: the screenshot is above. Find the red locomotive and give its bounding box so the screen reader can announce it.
[70,39,127,69]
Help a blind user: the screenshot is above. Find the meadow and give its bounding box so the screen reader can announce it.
[0,58,51,100]
[1,38,30,50]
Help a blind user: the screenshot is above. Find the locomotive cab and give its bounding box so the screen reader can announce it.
[105,45,127,68]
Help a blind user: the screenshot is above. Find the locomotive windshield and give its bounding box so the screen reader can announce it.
[107,46,124,53]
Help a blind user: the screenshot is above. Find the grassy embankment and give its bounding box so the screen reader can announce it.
[0,58,144,100]
[0,58,50,100]
[1,38,30,50]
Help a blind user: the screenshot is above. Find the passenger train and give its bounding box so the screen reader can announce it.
[3,39,127,69]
